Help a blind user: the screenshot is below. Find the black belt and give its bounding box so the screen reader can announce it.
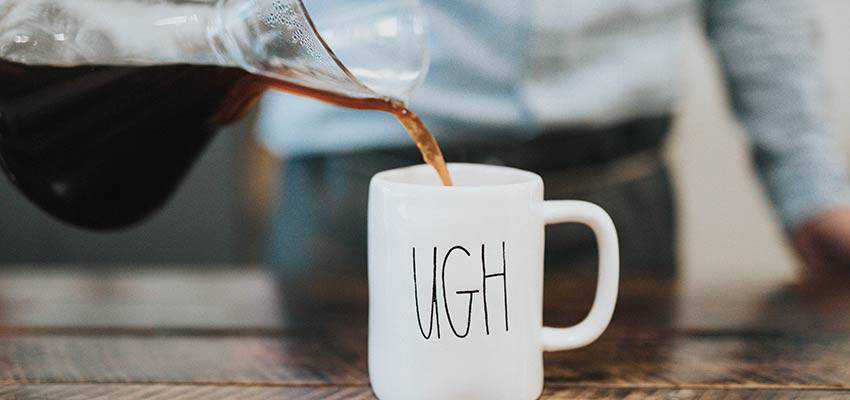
[447,115,672,172]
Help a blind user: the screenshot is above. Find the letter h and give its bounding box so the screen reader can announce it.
[482,241,508,334]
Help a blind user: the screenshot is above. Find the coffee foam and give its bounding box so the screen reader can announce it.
[0,0,219,66]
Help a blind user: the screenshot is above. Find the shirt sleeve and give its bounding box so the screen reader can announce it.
[703,0,850,231]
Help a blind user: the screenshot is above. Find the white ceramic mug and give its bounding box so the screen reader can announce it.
[368,163,620,400]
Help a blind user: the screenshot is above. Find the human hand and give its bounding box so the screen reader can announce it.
[793,207,850,283]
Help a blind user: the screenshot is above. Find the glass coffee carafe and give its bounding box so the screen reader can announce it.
[0,0,428,229]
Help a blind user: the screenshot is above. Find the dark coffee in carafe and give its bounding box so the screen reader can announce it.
[0,60,451,230]
[0,61,256,229]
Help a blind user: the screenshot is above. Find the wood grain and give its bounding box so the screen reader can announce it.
[0,384,847,400]
[0,335,366,386]
[544,334,850,388]
[541,387,850,399]
[2,269,846,334]
[0,268,848,399]
[0,333,846,389]
[0,269,284,329]
[0,384,374,400]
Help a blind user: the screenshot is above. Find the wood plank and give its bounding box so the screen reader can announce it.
[0,384,374,400]
[0,333,846,389]
[0,335,367,386]
[541,387,850,399]
[0,384,847,400]
[6,269,847,335]
[0,269,285,329]
[1,268,847,396]
[544,334,850,388]
[675,279,850,333]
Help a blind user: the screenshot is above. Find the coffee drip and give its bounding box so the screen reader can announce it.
[247,75,454,187]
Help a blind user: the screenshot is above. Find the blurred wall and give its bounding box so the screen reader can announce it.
[671,0,850,288]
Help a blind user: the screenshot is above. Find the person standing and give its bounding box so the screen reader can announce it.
[255,0,850,279]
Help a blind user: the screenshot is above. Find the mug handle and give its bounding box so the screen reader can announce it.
[541,200,620,351]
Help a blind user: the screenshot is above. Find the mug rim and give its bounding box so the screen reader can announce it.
[371,163,543,192]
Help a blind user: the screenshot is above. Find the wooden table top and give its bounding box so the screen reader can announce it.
[0,266,847,399]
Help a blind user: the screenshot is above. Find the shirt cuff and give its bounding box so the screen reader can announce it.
[760,153,850,232]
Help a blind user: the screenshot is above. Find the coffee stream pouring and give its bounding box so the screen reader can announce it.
[0,0,441,229]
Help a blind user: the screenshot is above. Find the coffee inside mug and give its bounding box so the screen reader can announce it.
[375,163,541,187]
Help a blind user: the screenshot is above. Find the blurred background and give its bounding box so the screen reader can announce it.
[0,0,847,289]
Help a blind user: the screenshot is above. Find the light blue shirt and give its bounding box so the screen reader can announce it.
[256,0,850,230]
